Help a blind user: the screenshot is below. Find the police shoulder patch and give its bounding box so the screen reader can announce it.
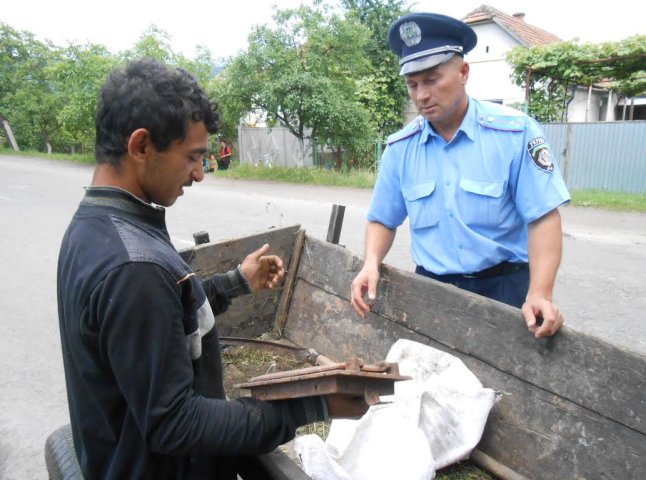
[387,116,423,145]
[527,137,554,173]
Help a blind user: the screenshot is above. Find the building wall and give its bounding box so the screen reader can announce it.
[466,23,526,104]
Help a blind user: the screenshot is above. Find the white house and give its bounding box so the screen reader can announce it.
[462,6,559,106]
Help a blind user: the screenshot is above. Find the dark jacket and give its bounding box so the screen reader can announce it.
[57,187,326,480]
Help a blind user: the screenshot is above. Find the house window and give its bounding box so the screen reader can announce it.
[486,46,490,53]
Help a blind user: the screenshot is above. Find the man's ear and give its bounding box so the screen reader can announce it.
[460,61,470,85]
[128,128,152,165]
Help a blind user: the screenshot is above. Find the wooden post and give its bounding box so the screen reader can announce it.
[585,84,593,122]
[326,204,345,245]
[192,231,210,246]
[2,119,19,151]
[524,69,532,114]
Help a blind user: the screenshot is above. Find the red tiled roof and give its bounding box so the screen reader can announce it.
[463,4,561,46]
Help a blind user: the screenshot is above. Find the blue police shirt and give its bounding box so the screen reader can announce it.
[367,97,571,275]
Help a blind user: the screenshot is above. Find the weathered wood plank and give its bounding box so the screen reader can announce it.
[179,225,299,337]
[281,235,646,479]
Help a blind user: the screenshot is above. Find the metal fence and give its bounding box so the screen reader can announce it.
[543,121,646,193]
[237,126,314,168]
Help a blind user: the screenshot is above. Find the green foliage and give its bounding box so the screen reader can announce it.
[0,23,64,150]
[1,5,413,160]
[48,43,118,152]
[341,0,410,137]
[122,25,175,63]
[214,3,377,166]
[507,36,646,122]
[0,22,221,154]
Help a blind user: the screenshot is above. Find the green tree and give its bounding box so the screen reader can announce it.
[341,0,410,137]
[122,25,175,64]
[0,23,64,151]
[215,3,376,167]
[507,36,646,122]
[0,21,220,154]
[48,43,117,152]
[123,26,216,86]
[123,26,221,145]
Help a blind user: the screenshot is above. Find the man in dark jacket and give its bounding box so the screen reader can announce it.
[57,58,367,480]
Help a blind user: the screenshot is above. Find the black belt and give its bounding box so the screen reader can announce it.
[418,261,528,280]
[462,261,528,279]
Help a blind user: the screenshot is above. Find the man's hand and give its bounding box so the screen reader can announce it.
[521,295,564,338]
[350,264,380,318]
[240,244,285,291]
[325,393,370,419]
[525,209,564,338]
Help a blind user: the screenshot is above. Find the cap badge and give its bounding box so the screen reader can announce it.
[399,21,422,47]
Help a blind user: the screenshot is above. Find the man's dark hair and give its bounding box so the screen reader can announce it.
[95,58,220,165]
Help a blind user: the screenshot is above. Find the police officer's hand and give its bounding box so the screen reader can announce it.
[350,264,380,318]
[521,296,564,338]
[240,244,285,291]
[325,393,370,419]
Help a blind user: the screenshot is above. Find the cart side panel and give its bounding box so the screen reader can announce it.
[179,225,300,337]
[283,235,646,480]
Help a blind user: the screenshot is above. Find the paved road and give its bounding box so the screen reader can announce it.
[1,154,645,479]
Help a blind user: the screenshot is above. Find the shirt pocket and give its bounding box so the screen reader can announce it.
[402,181,440,230]
[458,178,505,226]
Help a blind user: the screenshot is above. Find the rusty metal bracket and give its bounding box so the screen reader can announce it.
[235,357,410,405]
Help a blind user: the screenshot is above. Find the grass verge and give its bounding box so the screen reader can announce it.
[0,148,94,164]
[215,163,376,189]
[570,189,646,212]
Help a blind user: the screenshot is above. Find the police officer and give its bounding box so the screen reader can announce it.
[350,13,571,338]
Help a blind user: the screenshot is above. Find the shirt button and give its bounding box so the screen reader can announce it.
[448,212,454,218]
[445,180,450,186]
[458,244,463,249]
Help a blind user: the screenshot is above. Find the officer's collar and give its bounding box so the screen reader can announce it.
[420,97,476,144]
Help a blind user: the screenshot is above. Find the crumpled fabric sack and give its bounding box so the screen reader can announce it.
[295,339,498,480]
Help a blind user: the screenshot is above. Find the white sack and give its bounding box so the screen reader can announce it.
[295,339,498,479]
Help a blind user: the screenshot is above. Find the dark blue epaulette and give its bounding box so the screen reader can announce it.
[477,112,525,132]
[387,116,424,145]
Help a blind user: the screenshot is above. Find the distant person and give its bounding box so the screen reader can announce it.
[219,139,232,170]
[350,13,571,338]
[57,58,369,480]
[203,154,214,172]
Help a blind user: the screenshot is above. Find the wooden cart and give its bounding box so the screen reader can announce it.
[182,224,646,480]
